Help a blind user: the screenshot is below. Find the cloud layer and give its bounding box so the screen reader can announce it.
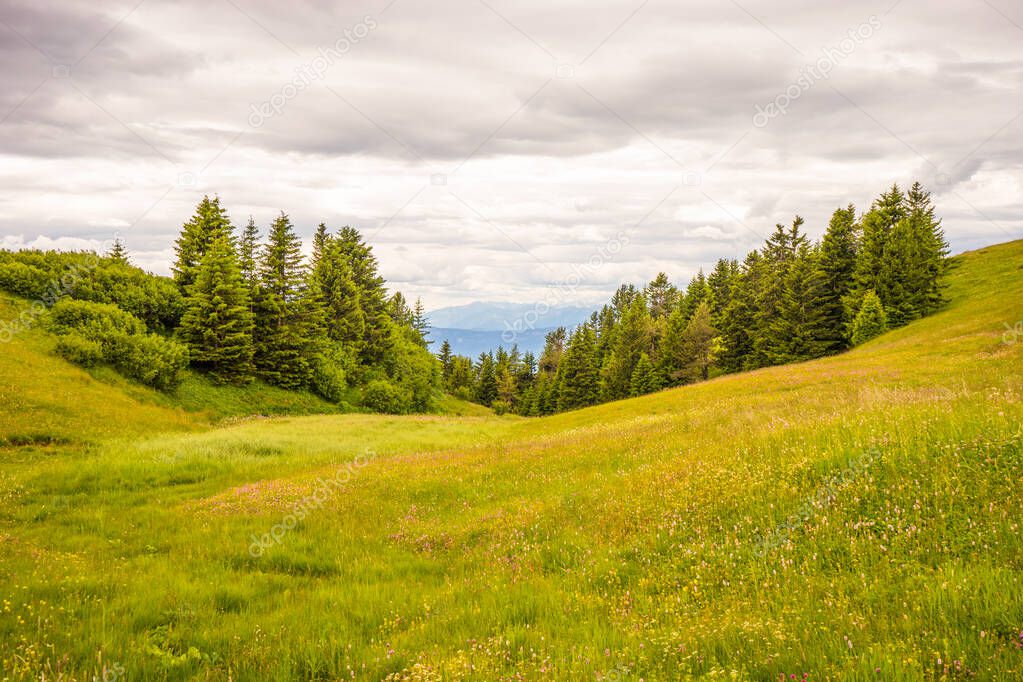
[2,0,1021,306]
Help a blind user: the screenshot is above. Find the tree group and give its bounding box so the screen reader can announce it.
[444,182,948,415]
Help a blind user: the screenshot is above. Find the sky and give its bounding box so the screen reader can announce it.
[1,0,1021,309]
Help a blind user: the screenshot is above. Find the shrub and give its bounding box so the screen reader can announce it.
[48,299,146,337]
[0,261,52,300]
[54,333,104,367]
[491,399,511,416]
[311,352,348,403]
[104,333,189,391]
[362,379,411,414]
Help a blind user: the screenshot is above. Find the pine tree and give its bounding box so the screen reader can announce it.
[717,251,761,373]
[750,216,807,367]
[238,217,260,292]
[173,195,234,291]
[600,296,653,400]
[905,182,949,316]
[678,300,716,382]
[412,298,430,347]
[334,227,391,364]
[629,352,660,396]
[107,238,129,265]
[644,273,678,319]
[849,290,888,346]
[706,258,738,328]
[312,238,365,349]
[818,205,858,351]
[657,307,689,386]
[474,352,498,406]
[438,339,453,383]
[556,325,600,410]
[679,271,709,321]
[253,212,319,389]
[178,235,254,384]
[849,184,906,317]
[311,223,329,268]
[769,243,831,363]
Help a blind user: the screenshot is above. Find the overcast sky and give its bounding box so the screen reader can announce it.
[1,0,1021,308]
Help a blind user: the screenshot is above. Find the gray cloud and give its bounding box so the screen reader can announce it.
[1,0,1022,306]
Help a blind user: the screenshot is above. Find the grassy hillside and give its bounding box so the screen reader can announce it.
[1,241,1021,680]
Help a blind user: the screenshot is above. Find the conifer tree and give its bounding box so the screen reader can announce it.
[849,184,906,316]
[706,258,738,327]
[717,251,761,373]
[601,296,653,400]
[312,238,365,349]
[438,339,453,382]
[657,307,689,386]
[311,222,329,268]
[178,235,254,384]
[905,182,949,316]
[334,227,391,363]
[769,243,831,363]
[556,325,600,410]
[412,298,430,346]
[474,352,498,406]
[679,271,709,321]
[818,205,858,351]
[644,273,678,319]
[849,290,888,346]
[107,238,129,265]
[173,195,234,291]
[678,300,716,382]
[238,217,260,292]
[629,352,660,396]
[253,212,319,389]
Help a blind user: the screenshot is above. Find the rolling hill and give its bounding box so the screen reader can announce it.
[0,240,1021,680]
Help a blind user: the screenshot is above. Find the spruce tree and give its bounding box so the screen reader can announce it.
[905,182,949,316]
[107,238,129,265]
[657,307,689,386]
[556,325,600,410]
[474,352,498,406]
[678,300,716,382]
[849,290,888,346]
[849,184,906,317]
[717,251,761,373]
[173,195,234,291]
[769,243,831,363]
[706,258,738,328]
[818,205,858,351]
[629,352,660,396]
[438,339,453,383]
[644,273,678,319]
[312,238,366,349]
[178,235,254,384]
[412,298,430,347]
[311,222,329,268]
[600,296,653,400]
[253,212,319,389]
[679,270,709,322]
[238,217,260,292]
[334,226,391,364]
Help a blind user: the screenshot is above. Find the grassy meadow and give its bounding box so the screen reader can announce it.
[1,241,1022,680]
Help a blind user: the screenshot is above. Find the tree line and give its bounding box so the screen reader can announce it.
[441,182,949,415]
[0,196,439,412]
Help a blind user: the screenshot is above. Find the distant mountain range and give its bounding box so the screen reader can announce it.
[426,302,596,357]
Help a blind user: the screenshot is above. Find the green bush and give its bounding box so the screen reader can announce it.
[47,299,188,391]
[491,399,511,416]
[54,333,104,367]
[362,379,411,414]
[0,261,52,300]
[105,333,189,391]
[311,351,348,403]
[48,299,146,337]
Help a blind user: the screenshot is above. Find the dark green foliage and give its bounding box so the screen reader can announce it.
[173,195,234,291]
[474,352,498,406]
[556,325,600,410]
[768,244,831,364]
[107,238,129,265]
[678,300,716,382]
[601,296,653,401]
[818,205,858,351]
[48,299,146,336]
[177,235,255,385]
[849,290,888,346]
[629,352,660,396]
[253,213,321,390]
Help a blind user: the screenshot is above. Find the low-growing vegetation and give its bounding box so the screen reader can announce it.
[0,240,1020,679]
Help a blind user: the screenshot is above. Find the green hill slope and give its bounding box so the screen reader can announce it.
[1,241,1021,680]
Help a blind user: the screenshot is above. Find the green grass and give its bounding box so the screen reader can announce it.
[1,242,1022,680]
